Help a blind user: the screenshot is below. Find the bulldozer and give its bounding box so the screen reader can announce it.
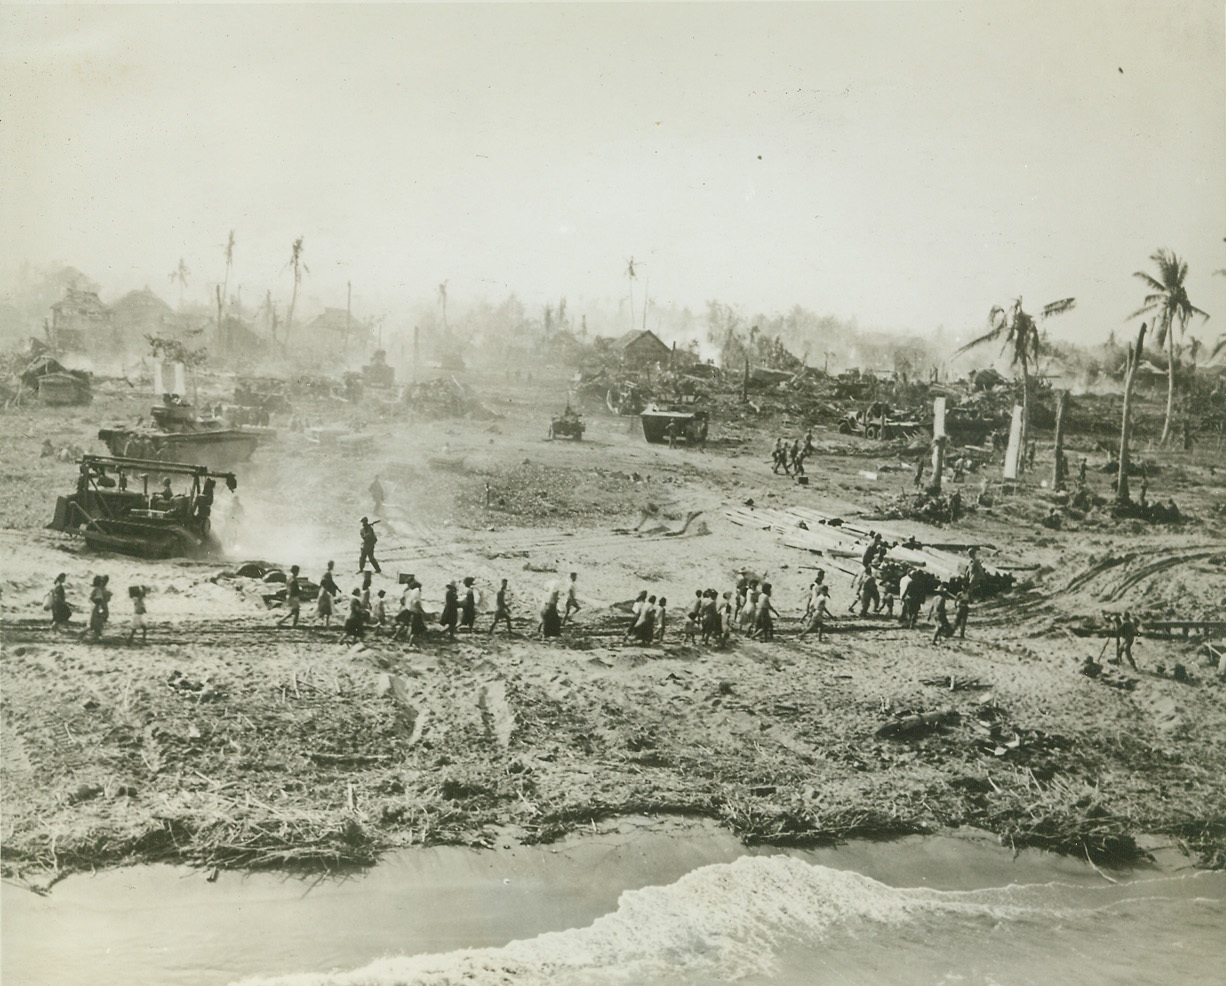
[48,455,237,559]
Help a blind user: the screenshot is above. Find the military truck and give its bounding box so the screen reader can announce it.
[548,406,586,440]
[48,455,237,559]
[836,401,921,440]
[640,402,709,445]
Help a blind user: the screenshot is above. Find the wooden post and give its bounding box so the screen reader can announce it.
[930,397,946,492]
[1117,323,1147,505]
[1053,390,1068,491]
[1003,404,1023,481]
[931,435,947,494]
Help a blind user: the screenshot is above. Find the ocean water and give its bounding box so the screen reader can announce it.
[3,821,1223,986]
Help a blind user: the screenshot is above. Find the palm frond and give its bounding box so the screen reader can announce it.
[1133,271,1164,292]
[953,325,1005,358]
[1128,296,1165,320]
[1040,297,1076,319]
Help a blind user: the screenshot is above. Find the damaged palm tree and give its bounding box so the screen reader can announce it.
[1115,322,1147,506]
[1130,249,1210,446]
[216,230,236,352]
[283,236,308,348]
[954,296,1075,476]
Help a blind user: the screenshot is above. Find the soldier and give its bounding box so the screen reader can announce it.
[1114,611,1139,670]
[953,591,970,639]
[358,517,382,574]
[932,589,954,644]
[369,476,385,516]
[772,438,790,475]
[225,493,244,549]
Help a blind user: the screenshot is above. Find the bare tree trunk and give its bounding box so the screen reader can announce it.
[1117,323,1147,506]
[1052,390,1068,491]
[930,435,946,494]
[742,357,749,402]
[285,274,298,349]
[1160,324,1175,445]
[215,285,224,354]
[1019,357,1030,478]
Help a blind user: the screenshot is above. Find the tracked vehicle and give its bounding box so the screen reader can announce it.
[98,395,260,470]
[48,455,237,559]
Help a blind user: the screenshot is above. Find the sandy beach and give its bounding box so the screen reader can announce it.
[3,368,1224,894]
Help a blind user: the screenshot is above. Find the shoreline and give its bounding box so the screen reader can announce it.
[10,816,1220,986]
[3,602,1224,894]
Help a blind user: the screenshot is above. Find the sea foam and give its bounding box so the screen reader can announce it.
[230,855,1051,986]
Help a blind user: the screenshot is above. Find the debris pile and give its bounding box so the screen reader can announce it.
[1111,498,1186,524]
[18,356,92,405]
[880,489,969,525]
[402,376,499,420]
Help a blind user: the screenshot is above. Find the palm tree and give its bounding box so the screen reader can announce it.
[283,237,307,347]
[625,257,639,331]
[167,258,190,310]
[1130,249,1209,445]
[954,296,1075,474]
[437,280,449,332]
[257,289,277,342]
[217,230,236,350]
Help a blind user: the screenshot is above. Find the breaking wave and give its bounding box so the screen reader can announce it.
[230,854,1079,986]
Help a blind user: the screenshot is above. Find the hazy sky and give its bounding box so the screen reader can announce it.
[2,1,1224,346]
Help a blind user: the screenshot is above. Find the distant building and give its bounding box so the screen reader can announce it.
[303,307,369,347]
[49,288,112,351]
[111,287,175,347]
[612,329,671,368]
